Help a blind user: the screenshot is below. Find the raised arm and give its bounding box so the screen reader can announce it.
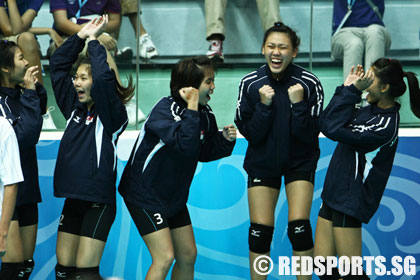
[49,34,85,119]
[235,81,274,146]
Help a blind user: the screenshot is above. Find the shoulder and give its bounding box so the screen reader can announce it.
[239,65,270,93]
[0,116,14,139]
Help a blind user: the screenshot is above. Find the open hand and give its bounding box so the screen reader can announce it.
[77,15,108,40]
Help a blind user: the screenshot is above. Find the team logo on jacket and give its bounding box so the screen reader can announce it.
[200,130,205,140]
[85,115,95,125]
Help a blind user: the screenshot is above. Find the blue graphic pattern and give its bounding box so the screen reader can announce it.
[24,137,420,279]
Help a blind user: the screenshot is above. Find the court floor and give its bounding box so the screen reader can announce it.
[43,65,420,130]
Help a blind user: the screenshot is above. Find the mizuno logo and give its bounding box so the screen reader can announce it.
[294,226,305,234]
[92,203,100,208]
[251,230,261,237]
[253,178,261,183]
[56,272,67,278]
[73,116,81,123]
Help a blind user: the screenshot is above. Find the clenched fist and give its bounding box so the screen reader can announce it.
[288,83,304,104]
[259,85,275,106]
[222,124,237,142]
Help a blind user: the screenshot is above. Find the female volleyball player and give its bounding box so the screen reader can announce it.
[314,61,420,280]
[119,55,237,280]
[50,16,133,280]
[235,21,324,280]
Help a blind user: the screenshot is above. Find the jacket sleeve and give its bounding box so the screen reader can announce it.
[36,83,47,115]
[49,34,85,120]
[290,79,324,144]
[146,99,201,157]
[88,40,128,135]
[199,113,235,162]
[14,89,43,149]
[320,85,397,152]
[234,78,273,146]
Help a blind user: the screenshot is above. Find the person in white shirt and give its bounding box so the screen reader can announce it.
[0,116,24,279]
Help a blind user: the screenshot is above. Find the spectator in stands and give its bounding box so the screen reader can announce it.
[115,0,158,60]
[331,0,391,81]
[205,0,280,62]
[50,0,145,126]
[0,0,63,129]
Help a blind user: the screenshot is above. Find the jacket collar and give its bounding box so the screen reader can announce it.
[0,85,23,99]
[263,63,293,83]
[371,102,401,114]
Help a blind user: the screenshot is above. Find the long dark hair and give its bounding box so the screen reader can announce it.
[0,40,19,84]
[76,58,134,105]
[372,58,420,118]
[262,21,300,50]
[170,56,214,101]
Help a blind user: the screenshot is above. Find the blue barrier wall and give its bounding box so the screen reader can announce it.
[30,136,420,279]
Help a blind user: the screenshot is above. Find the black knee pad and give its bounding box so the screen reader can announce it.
[318,267,341,280]
[55,263,76,279]
[342,269,370,280]
[248,223,274,254]
[22,259,34,280]
[0,262,25,279]
[287,219,314,251]
[75,266,103,280]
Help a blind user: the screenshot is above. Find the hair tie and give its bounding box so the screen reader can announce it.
[1,40,8,43]
[274,22,283,27]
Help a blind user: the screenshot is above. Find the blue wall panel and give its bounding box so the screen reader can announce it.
[29,137,420,280]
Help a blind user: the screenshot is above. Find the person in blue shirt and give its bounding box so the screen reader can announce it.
[119,55,236,280]
[331,0,391,81]
[235,22,324,280]
[49,16,133,280]
[314,61,420,279]
[0,0,63,84]
[0,39,45,280]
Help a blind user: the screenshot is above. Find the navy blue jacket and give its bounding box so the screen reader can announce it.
[0,84,45,206]
[320,85,400,223]
[119,97,235,217]
[333,0,385,34]
[50,34,128,204]
[235,64,324,178]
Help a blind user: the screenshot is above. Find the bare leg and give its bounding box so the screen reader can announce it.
[170,225,196,280]
[285,180,314,280]
[248,186,280,280]
[76,237,106,268]
[1,221,24,262]
[142,228,175,280]
[17,32,43,84]
[56,232,80,267]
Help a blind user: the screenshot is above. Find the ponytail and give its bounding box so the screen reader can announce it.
[372,58,420,118]
[403,72,420,118]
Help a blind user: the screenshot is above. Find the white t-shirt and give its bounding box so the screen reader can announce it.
[0,117,23,217]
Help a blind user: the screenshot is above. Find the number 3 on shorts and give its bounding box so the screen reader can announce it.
[154,213,163,225]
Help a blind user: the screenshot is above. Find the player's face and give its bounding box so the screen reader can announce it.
[365,67,386,104]
[74,64,93,107]
[10,48,29,84]
[262,32,297,80]
[198,70,215,106]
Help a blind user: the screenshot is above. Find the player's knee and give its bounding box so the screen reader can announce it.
[248,223,274,254]
[287,219,313,251]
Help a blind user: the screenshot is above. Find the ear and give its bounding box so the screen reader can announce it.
[381,83,390,94]
[261,46,265,55]
[292,47,298,58]
[1,67,10,74]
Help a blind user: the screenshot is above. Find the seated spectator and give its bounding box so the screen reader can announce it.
[50,0,146,126]
[115,0,158,60]
[331,0,391,81]
[205,0,280,62]
[0,0,62,129]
